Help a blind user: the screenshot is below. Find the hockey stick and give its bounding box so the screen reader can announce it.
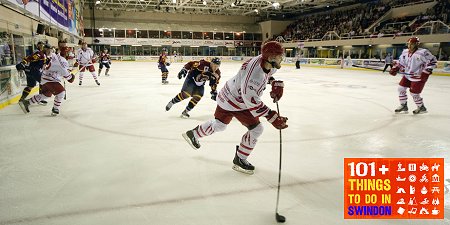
[275,102,286,223]
[352,65,411,75]
[64,80,66,100]
[352,64,385,71]
[64,66,86,100]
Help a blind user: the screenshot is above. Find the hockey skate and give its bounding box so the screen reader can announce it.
[79,81,82,86]
[38,100,48,106]
[413,105,427,114]
[95,80,101,86]
[182,129,200,149]
[51,107,59,116]
[232,146,255,175]
[18,99,30,113]
[162,80,169,85]
[165,101,174,111]
[395,103,408,114]
[180,110,190,118]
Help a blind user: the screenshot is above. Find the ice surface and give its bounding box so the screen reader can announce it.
[1,61,449,225]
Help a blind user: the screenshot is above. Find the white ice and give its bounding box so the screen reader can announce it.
[1,61,449,225]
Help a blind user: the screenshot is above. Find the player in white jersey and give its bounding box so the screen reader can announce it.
[18,44,75,116]
[390,37,437,114]
[182,41,288,175]
[75,41,100,86]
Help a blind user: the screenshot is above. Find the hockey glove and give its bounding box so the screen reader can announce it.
[67,74,75,83]
[73,61,79,67]
[389,61,400,76]
[421,68,433,76]
[178,68,188,79]
[15,62,26,71]
[210,90,218,101]
[270,80,284,103]
[166,62,171,66]
[265,110,288,130]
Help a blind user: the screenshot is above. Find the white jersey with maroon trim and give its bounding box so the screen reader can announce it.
[397,48,437,82]
[76,47,95,66]
[217,55,276,118]
[41,53,72,85]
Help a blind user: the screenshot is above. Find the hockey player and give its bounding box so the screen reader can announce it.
[390,37,437,114]
[16,41,49,105]
[383,52,393,73]
[165,57,221,118]
[98,48,111,76]
[75,41,99,86]
[182,41,288,175]
[158,49,170,84]
[18,44,76,116]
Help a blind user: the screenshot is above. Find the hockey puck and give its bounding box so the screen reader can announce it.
[276,213,286,223]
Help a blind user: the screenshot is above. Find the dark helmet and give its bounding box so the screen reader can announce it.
[211,57,221,65]
[43,43,52,49]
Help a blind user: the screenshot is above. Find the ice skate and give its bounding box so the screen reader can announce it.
[165,101,174,111]
[182,129,200,149]
[232,146,255,175]
[51,107,59,116]
[395,103,408,114]
[413,105,427,114]
[18,99,30,113]
[180,110,190,118]
[79,81,82,86]
[162,80,169,85]
[38,100,47,106]
[95,80,101,86]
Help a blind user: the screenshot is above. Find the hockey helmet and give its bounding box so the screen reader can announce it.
[211,57,221,65]
[261,41,284,60]
[407,37,420,44]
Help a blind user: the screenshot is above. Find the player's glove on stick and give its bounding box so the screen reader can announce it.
[266,110,288,129]
[270,80,284,103]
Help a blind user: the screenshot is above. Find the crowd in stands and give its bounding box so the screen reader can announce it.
[275,0,449,42]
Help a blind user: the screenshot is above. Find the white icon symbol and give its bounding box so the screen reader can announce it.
[431,187,440,194]
[432,198,440,205]
[397,162,405,171]
[420,174,428,183]
[408,207,417,214]
[420,198,429,205]
[409,163,416,171]
[397,207,405,215]
[419,207,429,215]
[396,175,406,181]
[431,208,440,215]
[378,165,389,174]
[408,197,417,206]
[432,174,440,183]
[421,186,428,194]
[420,163,429,171]
[409,174,417,182]
[397,187,406,194]
[410,185,415,194]
[431,163,440,171]
[397,198,405,204]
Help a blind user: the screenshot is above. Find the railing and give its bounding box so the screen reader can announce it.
[391,0,436,8]
[277,20,447,43]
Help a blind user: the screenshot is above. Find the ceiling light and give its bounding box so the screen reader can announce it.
[272,2,280,8]
[172,0,176,3]
[203,0,207,5]
[231,2,235,6]
[95,0,100,4]
[254,9,258,13]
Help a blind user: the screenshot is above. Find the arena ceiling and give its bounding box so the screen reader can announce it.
[85,0,365,19]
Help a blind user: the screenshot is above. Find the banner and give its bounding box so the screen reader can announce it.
[40,0,69,30]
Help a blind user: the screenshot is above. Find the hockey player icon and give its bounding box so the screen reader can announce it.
[75,41,100,86]
[390,37,437,114]
[158,49,170,84]
[165,57,221,118]
[182,41,288,175]
[18,44,76,116]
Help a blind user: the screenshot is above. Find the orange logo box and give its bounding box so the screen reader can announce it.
[344,158,444,219]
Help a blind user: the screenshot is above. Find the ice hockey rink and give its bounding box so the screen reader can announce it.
[0,61,449,225]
